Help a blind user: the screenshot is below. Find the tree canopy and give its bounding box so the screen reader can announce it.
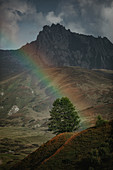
[48,97,80,134]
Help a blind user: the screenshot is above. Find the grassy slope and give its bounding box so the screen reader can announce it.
[12,120,113,170]
[11,132,74,170]
[0,127,54,169]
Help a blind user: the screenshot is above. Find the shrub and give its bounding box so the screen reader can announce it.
[96,115,107,127]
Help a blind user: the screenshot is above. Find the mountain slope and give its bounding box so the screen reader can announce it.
[12,120,113,170]
[45,67,113,125]
[0,24,113,80]
[0,67,113,128]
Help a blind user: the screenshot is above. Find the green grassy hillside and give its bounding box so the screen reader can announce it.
[12,120,113,170]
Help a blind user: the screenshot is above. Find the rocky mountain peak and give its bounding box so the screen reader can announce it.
[41,23,67,34]
[34,24,113,68]
[0,24,113,70]
[37,24,70,45]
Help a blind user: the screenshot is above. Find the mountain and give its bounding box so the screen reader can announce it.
[0,24,113,169]
[11,120,113,170]
[0,24,113,127]
[22,23,113,68]
[0,24,113,81]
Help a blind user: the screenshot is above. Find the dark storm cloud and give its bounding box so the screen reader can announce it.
[0,0,113,49]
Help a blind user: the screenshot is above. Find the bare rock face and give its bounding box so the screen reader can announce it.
[8,105,19,116]
[36,24,71,66]
[34,24,113,69]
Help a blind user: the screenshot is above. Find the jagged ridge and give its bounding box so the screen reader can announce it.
[22,23,113,69]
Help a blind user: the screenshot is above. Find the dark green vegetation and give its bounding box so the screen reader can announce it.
[96,115,107,127]
[48,97,80,134]
[12,120,113,170]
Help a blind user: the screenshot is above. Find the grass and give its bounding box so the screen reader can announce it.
[11,120,113,170]
[0,126,54,169]
[12,132,74,170]
[38,121,113,170]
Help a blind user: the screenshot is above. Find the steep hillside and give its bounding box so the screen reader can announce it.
[12,120,113,170]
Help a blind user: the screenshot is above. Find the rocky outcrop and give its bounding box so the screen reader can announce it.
[8,105,19,116]
[22,23,113,69]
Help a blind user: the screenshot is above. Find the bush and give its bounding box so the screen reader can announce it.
[96,115,107,127]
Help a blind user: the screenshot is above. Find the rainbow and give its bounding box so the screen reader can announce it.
[15,48,88,129]
[1,38,88,129]
[16,48,63,98]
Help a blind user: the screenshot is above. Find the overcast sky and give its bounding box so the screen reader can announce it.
[0,0,113,49]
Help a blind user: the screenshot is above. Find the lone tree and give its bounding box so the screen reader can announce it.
[48,97,80,134]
